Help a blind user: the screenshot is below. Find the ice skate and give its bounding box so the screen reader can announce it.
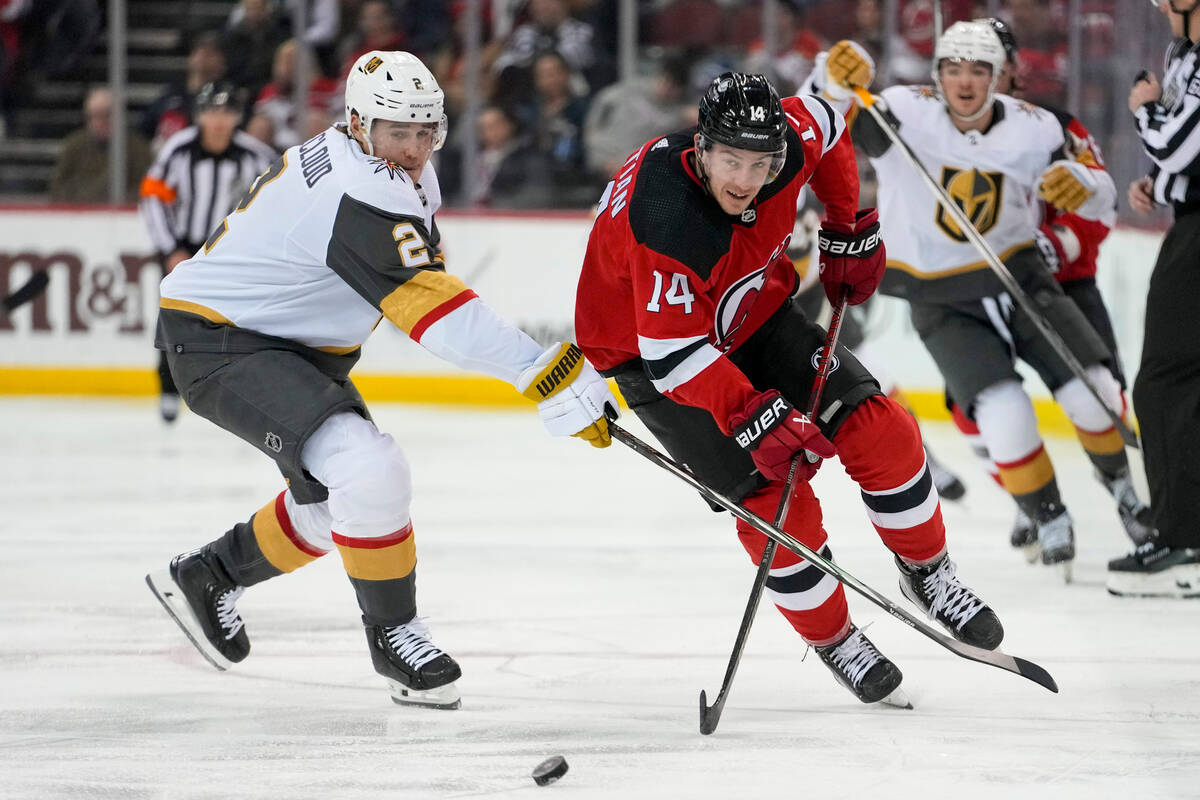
[1037,510,1075,582]
[926,448,966,501]
[146,547,249,670]
[896,554,1003,650]
[814,624,905,705]
[1009,506,1040,563]
[1097,469,1156,546]
[1107,539,1200,598]
[366,616,462,709]
[159,393,180,423]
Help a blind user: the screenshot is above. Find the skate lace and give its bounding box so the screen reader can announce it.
[1039,513,1073,551]
[920,557,984,631]
[216,587,245,640]
[385,617,445,670]
[825,628,883,688]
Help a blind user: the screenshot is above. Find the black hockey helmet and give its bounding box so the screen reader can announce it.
[697,72,787,154]
[975,17,1018,64]
[194,81,242,113]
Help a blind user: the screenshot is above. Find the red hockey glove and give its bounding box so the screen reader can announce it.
[728,390,836,482]
[818,207,886,305]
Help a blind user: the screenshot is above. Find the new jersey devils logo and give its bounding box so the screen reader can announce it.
[713,268,765,349]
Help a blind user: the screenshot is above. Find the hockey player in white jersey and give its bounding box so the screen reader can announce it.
[145,50,617,708]
[818,22,1142,578]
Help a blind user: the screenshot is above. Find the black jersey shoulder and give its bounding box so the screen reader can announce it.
[626,131,732,282]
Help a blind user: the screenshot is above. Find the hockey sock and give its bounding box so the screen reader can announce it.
[334,523,419,627]
[210,492,327,586]
[735,484,850,646]
[835,396,946,563]
[1073,423,1129,480]
[949,399,1003,487]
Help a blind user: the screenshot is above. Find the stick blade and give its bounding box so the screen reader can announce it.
[698,690,719,735]
[1012,656,1059,693]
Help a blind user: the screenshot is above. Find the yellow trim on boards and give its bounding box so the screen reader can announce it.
[0,365,1097,438]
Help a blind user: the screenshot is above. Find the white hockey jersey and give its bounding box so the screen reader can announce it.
[861,87,1084,302]
[160,126,541,384]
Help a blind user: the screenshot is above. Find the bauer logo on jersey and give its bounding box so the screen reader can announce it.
[935,167,1004,242]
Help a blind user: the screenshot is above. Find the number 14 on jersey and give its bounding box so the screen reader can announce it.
[646,270,695,314]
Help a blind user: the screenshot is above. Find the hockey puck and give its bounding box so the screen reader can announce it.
[532,755,569,786]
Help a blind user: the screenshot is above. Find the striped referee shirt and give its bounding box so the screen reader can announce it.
[139,126,276,255]
[1135,39,1200,213]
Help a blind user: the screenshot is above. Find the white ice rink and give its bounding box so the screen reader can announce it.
[2,396,1198,799]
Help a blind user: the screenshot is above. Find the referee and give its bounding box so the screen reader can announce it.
[139,81,276,422]
[1110,0,1200,597]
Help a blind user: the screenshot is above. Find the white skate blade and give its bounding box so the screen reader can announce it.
[385,678,461,710]
[145,571,233,672]
[1060,561,1074,584]
[1020,541,1042,564]
[1107,564,1200,598]
[878,687,913,709]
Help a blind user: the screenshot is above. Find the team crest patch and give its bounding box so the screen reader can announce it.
[935,166,1004,242]
[369,157,404,180]
[910,86,939,101]
[810,348,840,374]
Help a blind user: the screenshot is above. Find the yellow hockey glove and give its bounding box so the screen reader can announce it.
[517,342,618,448]
[1038,160,1096,214]
[826,40,875,93]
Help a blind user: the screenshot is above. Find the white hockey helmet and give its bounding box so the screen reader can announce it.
[931,21,1007,122]
[345,50,447,154]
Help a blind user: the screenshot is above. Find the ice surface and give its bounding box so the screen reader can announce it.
[2,398,1197,799]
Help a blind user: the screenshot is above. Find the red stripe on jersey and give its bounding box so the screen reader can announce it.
[275,491,326,557]
[995,443,1047,470]
[409,290,478,343]
[332,522,414,549]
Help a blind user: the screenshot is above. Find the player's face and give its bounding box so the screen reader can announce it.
[699,141,774,215]
[370,120,439,179]
[938,60,994,118]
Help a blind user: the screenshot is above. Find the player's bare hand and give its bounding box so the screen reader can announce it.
[1129,72,1161,113]
[1128,176,1156,215]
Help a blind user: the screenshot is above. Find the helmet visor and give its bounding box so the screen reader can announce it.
[698,137,787,186]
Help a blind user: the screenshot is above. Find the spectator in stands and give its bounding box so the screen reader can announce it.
[0,0,30,136]
[583,53,693,178]
[337,0,405,79]
[524,50,592,203]
[141,32,228,150]
[433,1,504,122]
[249,38,340,150]
[222,0,291,98]
[492,0,612,104]
[742,0,825,96]
[50,87,152,203]
[443,104,552,208]
[1006,0,1069,107]
[229,0,341,75]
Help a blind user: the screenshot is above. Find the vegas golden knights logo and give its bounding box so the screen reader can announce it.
[935,167,1004,242]
[363,56,384,74]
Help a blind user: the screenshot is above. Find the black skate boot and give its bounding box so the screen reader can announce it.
[1037,509,1076,582]
[814,625,905,705]
[1107,538,1200,598]
[896,554,1004,650]
[1009,506,1039,563]
[146,547,249,670]
[366,616,462,709]
[926,448,966,501]
[1097,468,1156,546]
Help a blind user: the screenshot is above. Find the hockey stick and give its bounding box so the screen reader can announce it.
[698,290,850,735]
[608,422,1059,694]
[2,271,49,314]
[852,87,1138,449]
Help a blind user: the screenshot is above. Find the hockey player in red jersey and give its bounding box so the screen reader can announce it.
[144,51,617,710]
[575,73,1003,705]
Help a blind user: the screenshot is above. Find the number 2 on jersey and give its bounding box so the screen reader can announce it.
[203,155,288,254]
[646,270,695,314]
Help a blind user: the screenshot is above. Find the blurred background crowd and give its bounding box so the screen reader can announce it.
[0,0,1173,223]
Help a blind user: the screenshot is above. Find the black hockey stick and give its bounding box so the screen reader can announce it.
[608,422,1059,695]
[851,87,1137,448]
[2,271,49,314]
[698,290,850,735]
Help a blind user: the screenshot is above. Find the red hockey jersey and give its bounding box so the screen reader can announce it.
[575,94,859,432]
